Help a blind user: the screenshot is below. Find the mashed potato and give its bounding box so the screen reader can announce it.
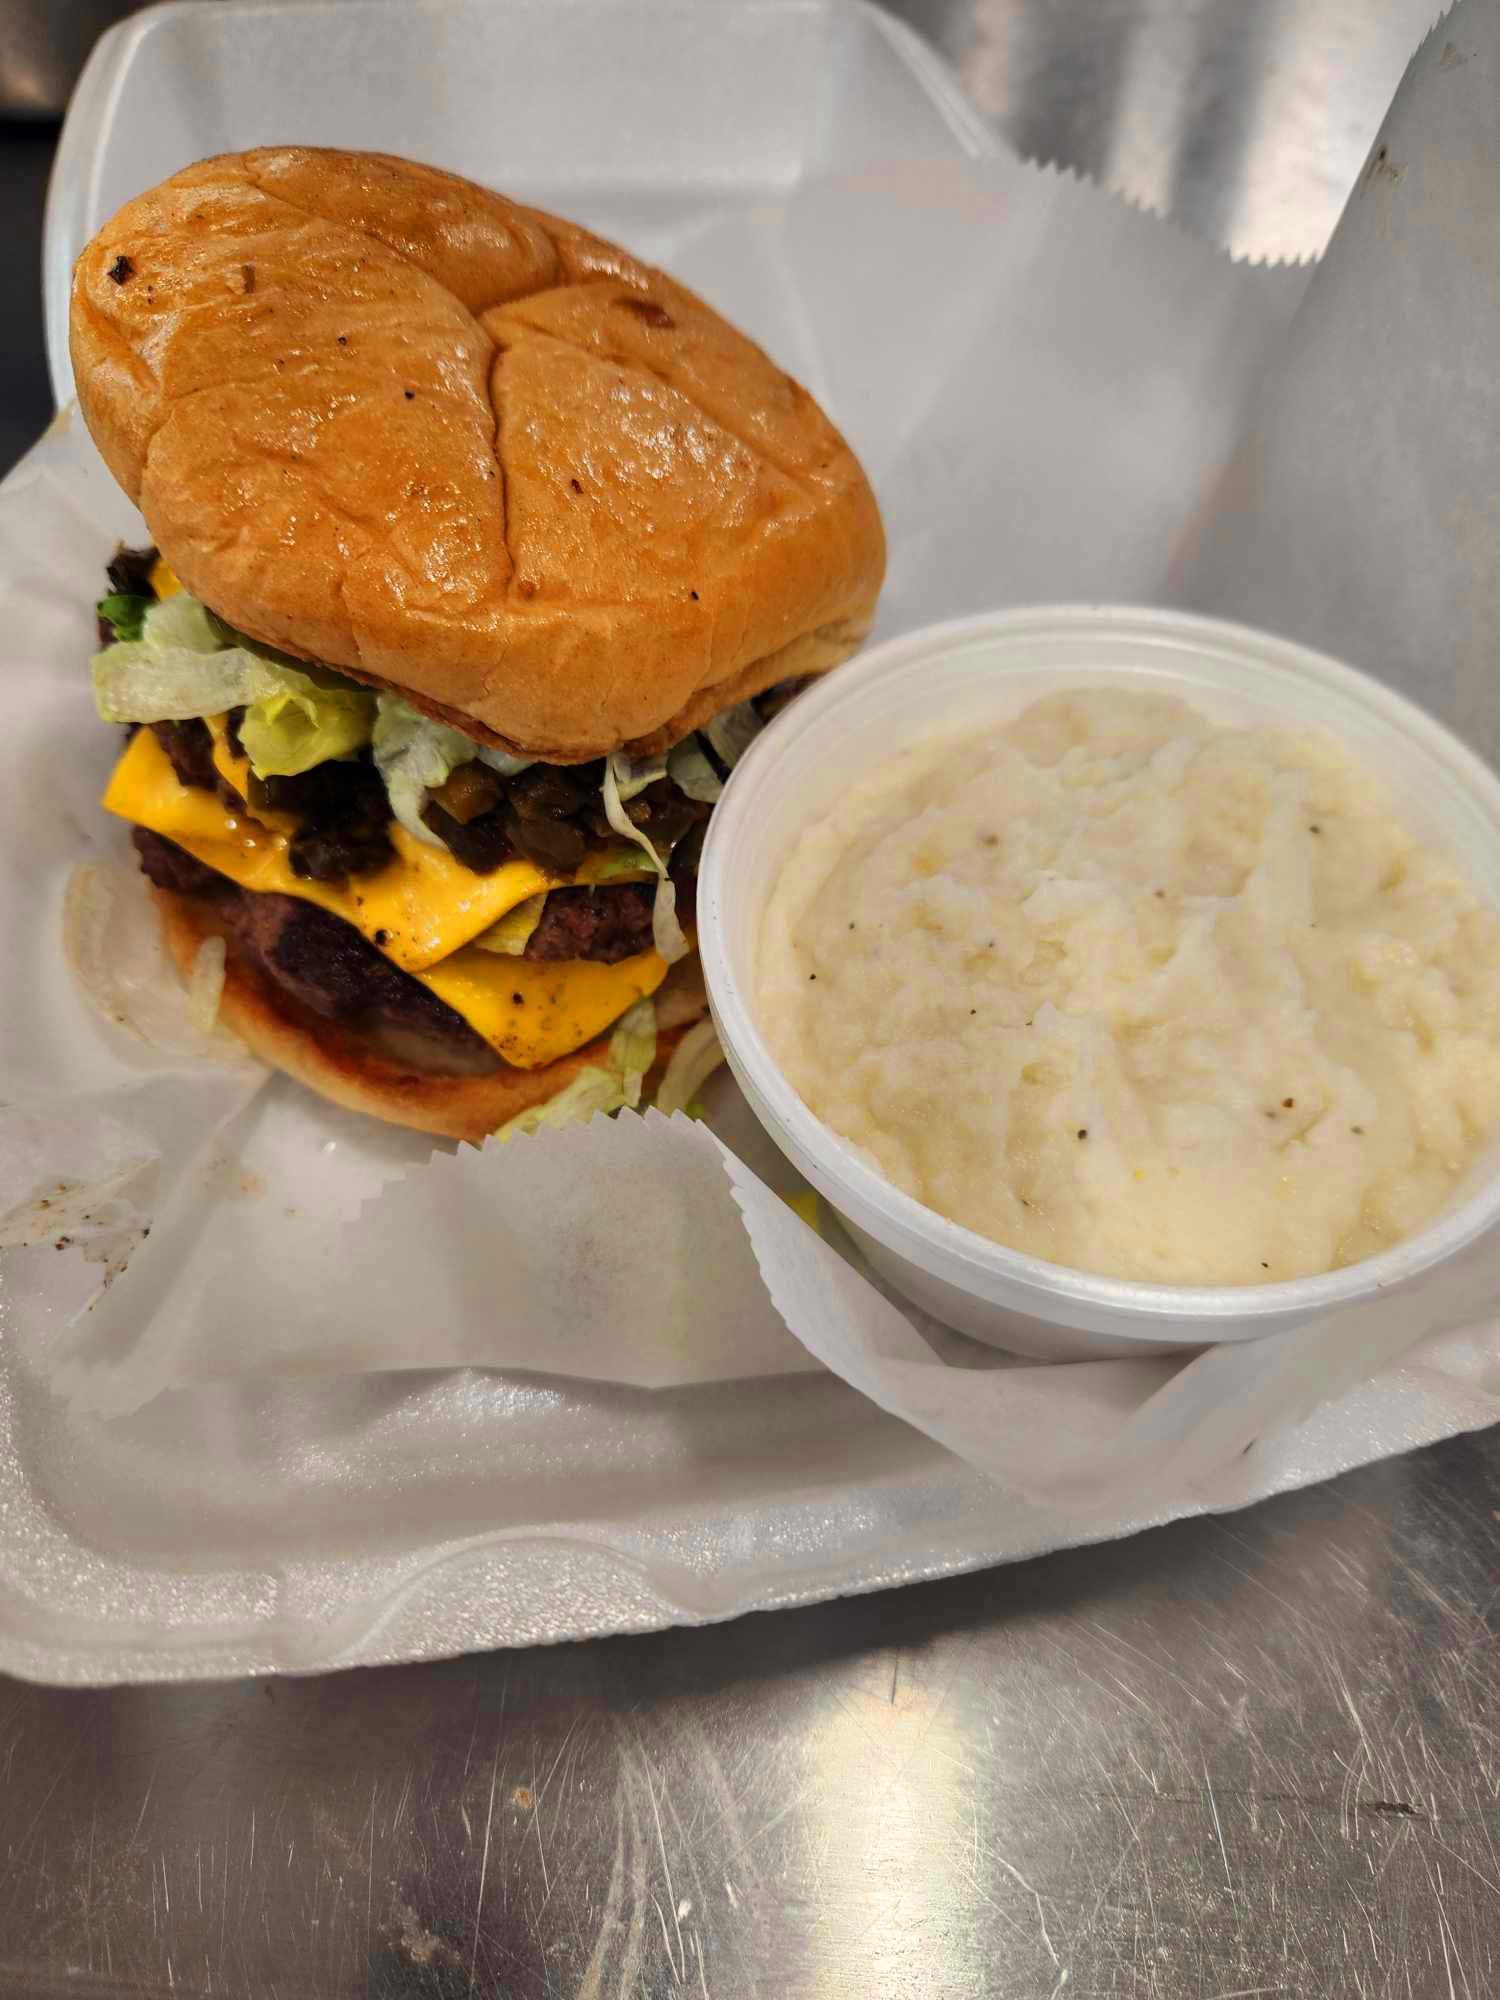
[758,689,1500,1284]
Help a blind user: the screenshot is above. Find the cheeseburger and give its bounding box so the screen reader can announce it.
[71,149,883,1139]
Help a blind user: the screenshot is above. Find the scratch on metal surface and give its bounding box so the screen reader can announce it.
[743,1790,801,1853]
[549,1715,588,1861]
[1122,1743,1160,1794]
[531,1715,580,1912]
[652,1896,682,1980]
[653,1746,726,1990]
[667,1715,768,1914]
[459,1669,483,1787]
[531,1791,549,1905]
[363,1778,376,1986]
[390,1766,413,1840]
[573,1792,627,2000]
[1211,1550,1315,1629]
[990,1851,1060,1971]
[4,1729,90,1880]
[618,1771,650,1997]
[1416,1832,1472,2000]
[467,1750,499,1995]
[641,1749,686,1982]
[961,1863,1033,1953]
[1204,1760,1235,1894]
[218,1803,230,1963]
[1073,1798,1156,1949]
[1080,1618,1216,1717]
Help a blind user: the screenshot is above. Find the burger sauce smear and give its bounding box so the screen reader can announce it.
[758,689,1500,1285]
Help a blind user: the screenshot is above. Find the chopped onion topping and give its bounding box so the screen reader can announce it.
[186,935,227,1037]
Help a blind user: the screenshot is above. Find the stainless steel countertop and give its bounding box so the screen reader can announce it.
[3,4,1497,1995]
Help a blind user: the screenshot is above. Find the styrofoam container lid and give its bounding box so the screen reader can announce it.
[698,606,1500,1361]
[43,0,993,409]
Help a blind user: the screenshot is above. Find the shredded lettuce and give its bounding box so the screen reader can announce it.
[591,848,655,883]
[602,754,688,963]
[496,1064,622,1140]
[702,699,764,769]
[495,997,658,1141]
[142,591,222,654]
[96,592,152,645]
[654,1017,726,1116]
[370,699,480,844]
[371,696,535,842]
[667,736,724,803]
[92,590,376,777]
[237,668,375,775]
[610,751,668,801]
[476,745,535,778]
[609,996,659,1108]
[94,641,256,723]
[470,892,547,955]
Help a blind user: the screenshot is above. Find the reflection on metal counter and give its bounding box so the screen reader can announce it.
[0,0,140,117]
[0,3,1496,1996]
[0,1441,1495,1993]
[888,0,1441,258]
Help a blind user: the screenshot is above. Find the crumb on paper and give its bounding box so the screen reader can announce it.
[2,1179,147,1256]
[78,1218,154,1304]
[1365,144,1404,186]
[202,1157,267,1200]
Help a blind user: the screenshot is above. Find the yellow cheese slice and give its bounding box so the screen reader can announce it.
[103,728,644,972]
[205,718,298,833]
[419,946,667,1070]
[149,558,182,600]
[101,728,671,1069]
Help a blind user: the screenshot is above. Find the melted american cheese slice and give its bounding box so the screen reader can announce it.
[105,726,643,971]
[419,945,666,1069]
[102,729,669,1069]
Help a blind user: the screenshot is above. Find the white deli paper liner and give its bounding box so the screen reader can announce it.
[30,1103,819,1416]
[4,4,1499,1563]
[1172,0,1500,766]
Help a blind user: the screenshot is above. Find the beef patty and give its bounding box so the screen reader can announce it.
[134,827,490,1060]
[131,829,680,1072]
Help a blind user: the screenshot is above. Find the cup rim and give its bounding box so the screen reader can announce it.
[698,603,1500,1330]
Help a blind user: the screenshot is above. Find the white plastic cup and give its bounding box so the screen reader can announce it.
[698,607,1500,1360]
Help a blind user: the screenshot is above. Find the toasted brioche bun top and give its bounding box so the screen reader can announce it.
[71,147,885,760]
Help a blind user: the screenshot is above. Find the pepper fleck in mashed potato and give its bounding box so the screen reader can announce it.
[758,689,1500,1285]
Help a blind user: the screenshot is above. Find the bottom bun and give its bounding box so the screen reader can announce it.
[156,888,702,1144]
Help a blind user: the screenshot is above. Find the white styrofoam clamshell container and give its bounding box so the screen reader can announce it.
[699,607,1500,1359]
[43,0,993,407]
[1,0,1026,1684]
